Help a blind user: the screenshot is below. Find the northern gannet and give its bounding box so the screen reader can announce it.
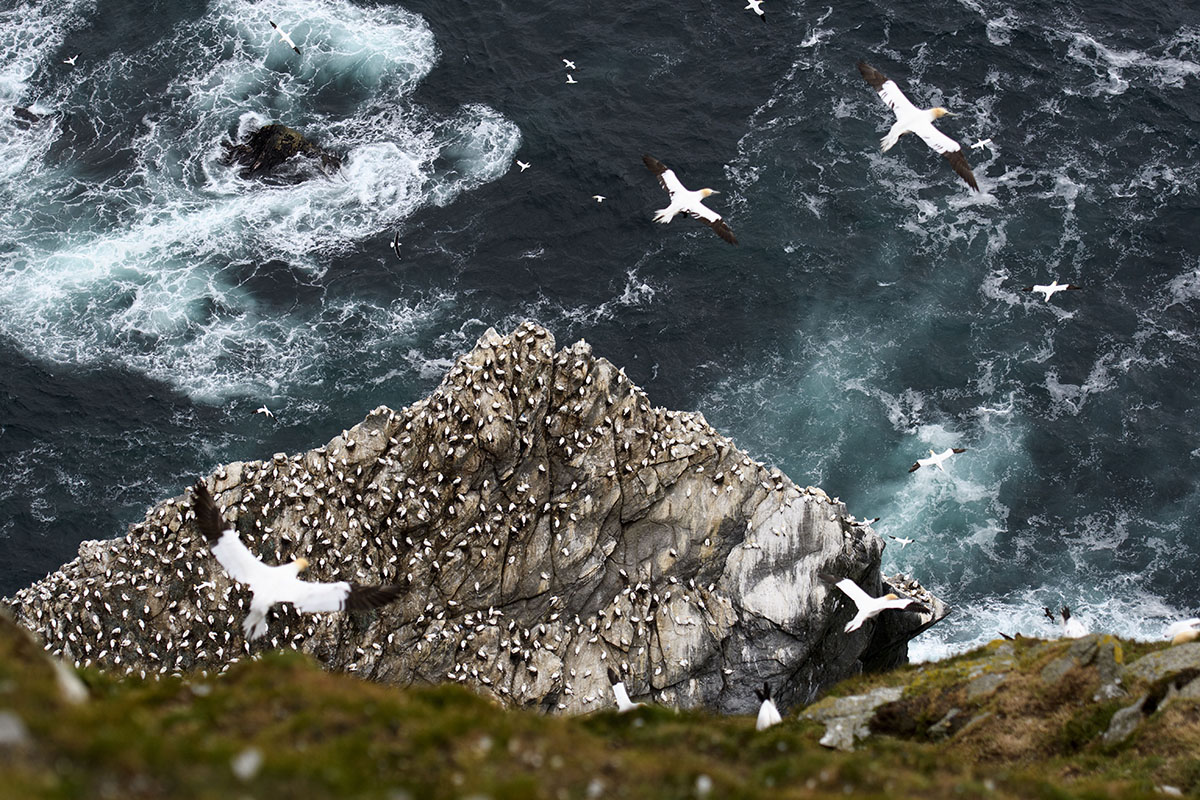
[269,21,302,55]
[857,61,978,192]
[908,447,967,473]
[745,0,766,21]
[391,231,401,260]
[1043,606,1088,639]
[592,195,606,203]
[754,682,782,730]
[253,405,275,420]
[642,154,737,245]
[607,667,643,712]
[562,58,576,70]
[820,573,930,633]
[63,54,79,66]
[971,138,993,150]
[1166,618,1200,645]
[888,534,915,549]
[1023,280,1081,301]
[516,160,530,172]
[193,481,405,640]
[566,74,577,84]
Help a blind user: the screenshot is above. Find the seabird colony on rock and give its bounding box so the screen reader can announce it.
[754,682,782,730]
[269,21,302,55]
[907,447,967,473]
[192,481,405,640]
[642,155,738,245]
[1043,606,1088,639]
[857,61,979,192]
[1023,280,1081,301]
[820,574,930,633]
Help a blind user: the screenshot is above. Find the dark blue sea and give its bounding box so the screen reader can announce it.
[2,0,1199,659]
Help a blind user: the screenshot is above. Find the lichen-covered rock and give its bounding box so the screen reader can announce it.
[4,323,945,715]
[801,686,905,750]
[222,123,341,179]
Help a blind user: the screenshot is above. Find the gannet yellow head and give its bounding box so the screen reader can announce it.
[1173,628,1200,646]
[293,557,310,572]
[931,107,953,119]
[884,593,899,601]
[700,188,719,197]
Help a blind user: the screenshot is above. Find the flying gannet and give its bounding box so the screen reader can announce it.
[1023,280,1081,301]
[754,682,782,731]
[391,231,401,260]
[908,447,967,473]
[888,534,915,549]
[642,154,737,245]
[857,61,978,192]
[516,160,530,172]
[192,481,405,640]
[1043,606,1088,639]
[562,58,576,70]
[1166,618,1200,645]
[63,54,79,66]
[566,74,577,84]
[971,138,993,151]
[745,0,766,21]
[592,195,606,203]
[607,667,643,712]
[820,573,930,633]
[269,21,302,55]
[253,405,275,420]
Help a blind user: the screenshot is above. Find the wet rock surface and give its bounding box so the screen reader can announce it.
[4,323,944,714]
[222,123,341,179]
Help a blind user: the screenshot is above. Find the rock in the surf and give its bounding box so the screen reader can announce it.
[222,123,342,179]
[4,323,946,715]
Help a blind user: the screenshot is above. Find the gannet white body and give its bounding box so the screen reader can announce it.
[1167,619,1200,645]
[269,21,302,55]
[607,667,643,712]
[1023,280,1081,301]
[908,447,966,473]
[592,195,605,203]
[1044,606,1088,639]
[857,61,978,191]
[566,74,577,84]
[642,154,737,245]
[253,405,274,420]
[754,683,782,730]
[820,574,930,633]
[516,160,530,172]
[562,58,576,70]
[745,0,766,21]
[971,138,993,150]
[63,54,79,66]
[193,481,404,640]
[888,535,915,549]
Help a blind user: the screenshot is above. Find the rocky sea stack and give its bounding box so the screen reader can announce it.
[5,323,945,715]
[222,122,342,179]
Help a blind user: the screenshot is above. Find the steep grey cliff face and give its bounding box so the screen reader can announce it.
[5,323,946,715]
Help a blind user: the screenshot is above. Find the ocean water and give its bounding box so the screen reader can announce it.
[2,0,1199,661]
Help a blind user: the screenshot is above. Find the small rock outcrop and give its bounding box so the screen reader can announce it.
[222,123,341,179]
[5,323,945,715]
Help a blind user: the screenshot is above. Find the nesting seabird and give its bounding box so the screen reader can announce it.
[745,0,766,21]
[192,481,405,640]
[887,534,915,549]
[269,21,302,55]
[1043,606,1088,639]
[606,666,643,712]
[642,154,737,245]
[820,574,929,633]
[516,159,531,172]
[1023,280,1081,301]
[857,61,978,191]
[754,682,782,730]
[1166,618,1200,645]
[908,447,967,473]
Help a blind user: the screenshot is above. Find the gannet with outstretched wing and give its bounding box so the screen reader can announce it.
[1023,280,1081,301]
[820,573,930,633]
[270,21,302,55]
[607,667,644,712]
[642,154,737,245]
[857,61,978,191]
[908,447,967,473]
[192,481,404,640]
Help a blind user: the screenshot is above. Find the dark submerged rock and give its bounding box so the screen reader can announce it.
[222,123,341,179]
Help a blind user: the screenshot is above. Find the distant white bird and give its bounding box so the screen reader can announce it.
[820,573,930,633]
[1023,280,1081,301]
[592,195,606,203]
[607,667,643,712]
[849,516,881,527]
[888,534,915,549]
[745,0,766,21]
[562,58,576,70]
[253,405,275,420]
[642,154,737,245]
[1044,606,1088,639]
[62,54,79,66]
[192,481,405,640]
[908,447,967,473]
[566,74,577,84]
[857,61,978,191]
[1166,618,1200,645]
[754,682,782,730]
[971,138,993,150]
[516,160,531,172]
[269,21,302,55]
[390,231,401,260]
